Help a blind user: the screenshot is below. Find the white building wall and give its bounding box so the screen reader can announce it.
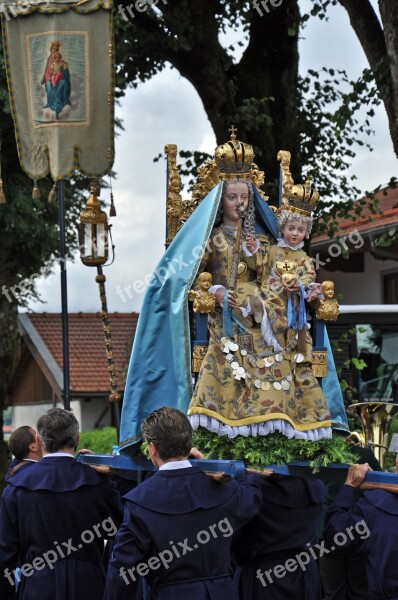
[79,397,112,431]
[11,399,110,433]
[318,253,398,305]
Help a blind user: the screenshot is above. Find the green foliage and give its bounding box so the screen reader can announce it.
[140,440,150,459]
[77,427,117,455]
[300,67,382,237]
[192,428,356,473]
[302,0,338,22]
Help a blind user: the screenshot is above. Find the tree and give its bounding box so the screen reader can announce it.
[114,0,382,223]
[115,0,302,181]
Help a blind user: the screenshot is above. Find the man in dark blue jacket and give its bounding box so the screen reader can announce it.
[232,473,328,599]
[0,408,122,600]
[104,407,263,600]
[6,425,42,480]
[324,463,398,600]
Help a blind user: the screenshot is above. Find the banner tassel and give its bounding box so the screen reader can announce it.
[109,173,116,217]
[32,180,41,200]
[109,191,116,217]
[48,183,57,203]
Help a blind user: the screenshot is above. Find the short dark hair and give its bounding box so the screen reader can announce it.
[141,407,192,460]
[37,408,79,453]
[8,426,35,459]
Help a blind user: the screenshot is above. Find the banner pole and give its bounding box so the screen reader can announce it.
[58,179,71,410]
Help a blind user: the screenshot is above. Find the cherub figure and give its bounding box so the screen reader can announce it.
[188,272,216,314]
[316,280,339,321]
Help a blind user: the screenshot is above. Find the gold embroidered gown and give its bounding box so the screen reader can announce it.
[187,228,331,440]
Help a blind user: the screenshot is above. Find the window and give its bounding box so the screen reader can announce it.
[356,324,398,403]
[384,271,398,304]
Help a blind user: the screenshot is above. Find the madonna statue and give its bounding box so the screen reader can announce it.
[119,132,349,456]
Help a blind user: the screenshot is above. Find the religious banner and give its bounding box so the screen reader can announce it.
[1,0,114,180]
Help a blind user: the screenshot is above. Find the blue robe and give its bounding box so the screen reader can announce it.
[5,459,36,480]
[232,474,328,599]
[324,485,398,600]
[45,68,71,118]
[0,456,122,600]
[104,466,263,599]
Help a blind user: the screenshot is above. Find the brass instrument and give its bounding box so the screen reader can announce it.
[348,401,398,469]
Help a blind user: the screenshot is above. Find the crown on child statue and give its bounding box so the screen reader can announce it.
[278,150,320,217]
[214,126,255,180]
[286,176,320,216]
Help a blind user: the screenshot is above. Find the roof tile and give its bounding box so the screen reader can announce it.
[26,312,138,394]
[313,185,398,245]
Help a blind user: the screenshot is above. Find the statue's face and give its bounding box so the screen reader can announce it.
[222,182,249,224]
[282,218,307,246]
[323,285,334,299]
[200,278,211,291]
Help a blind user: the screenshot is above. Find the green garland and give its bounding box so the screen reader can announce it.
[192,428,357,473]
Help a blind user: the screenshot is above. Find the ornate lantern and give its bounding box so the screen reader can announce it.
[79,182,108,266]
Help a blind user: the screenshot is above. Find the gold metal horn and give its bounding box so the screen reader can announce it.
[349,401,398,469]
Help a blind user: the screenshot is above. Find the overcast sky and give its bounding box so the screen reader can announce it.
[28,0,398,315]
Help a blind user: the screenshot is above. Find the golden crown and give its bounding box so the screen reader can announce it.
[214,126,254,180]
[287,176,320,216]
[277,151,319,217]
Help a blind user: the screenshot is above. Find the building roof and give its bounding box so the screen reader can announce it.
[312,185,398,246]
[19,312,138,395]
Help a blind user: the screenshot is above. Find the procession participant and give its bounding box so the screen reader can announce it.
[6,426,42,479]
[324,463,398,600]
[104,407,263,600]
[319,438,382,600]
[0,408,122,600]
[232,474,328,599]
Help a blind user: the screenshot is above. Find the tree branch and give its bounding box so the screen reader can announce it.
[338,0,398,158]
[338,0,386,72]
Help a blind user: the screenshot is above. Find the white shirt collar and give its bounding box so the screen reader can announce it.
[277,237,305,251]
[159,460,192,471]
[42,453,75,458]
